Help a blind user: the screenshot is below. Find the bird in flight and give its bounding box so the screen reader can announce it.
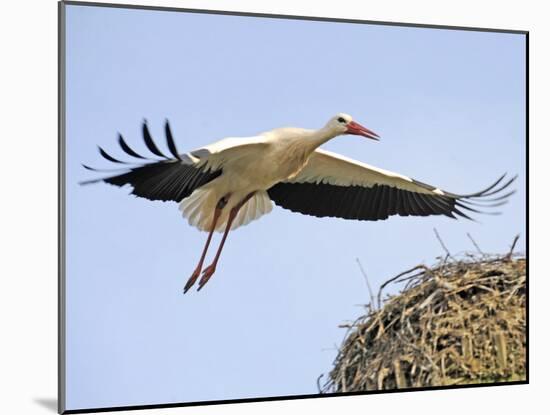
[82,113,515,293]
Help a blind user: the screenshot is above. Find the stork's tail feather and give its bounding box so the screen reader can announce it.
[179,189,273,232]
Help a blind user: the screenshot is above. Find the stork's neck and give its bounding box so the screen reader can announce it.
[305,126,339,151]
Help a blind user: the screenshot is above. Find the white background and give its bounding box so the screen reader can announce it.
[0,0,543,414]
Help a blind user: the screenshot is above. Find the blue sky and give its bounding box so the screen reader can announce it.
[64,4,526,410]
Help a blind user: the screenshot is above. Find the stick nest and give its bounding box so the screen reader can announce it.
[321,253,526,392]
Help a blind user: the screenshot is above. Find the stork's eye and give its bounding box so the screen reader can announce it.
[337,117,346,123]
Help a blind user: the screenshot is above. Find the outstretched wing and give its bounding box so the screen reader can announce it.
[80,120,222,202]
[267,149,515,221]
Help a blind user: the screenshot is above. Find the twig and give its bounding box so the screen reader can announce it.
[356,258,377,309]
[433,228,455,260]
[317,374,324,393]
[394,271,428,284]
[377,265,428,309]
[506,234,521,260]
[466,233,484,255]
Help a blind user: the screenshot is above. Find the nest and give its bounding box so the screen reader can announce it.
[321,249,526,392]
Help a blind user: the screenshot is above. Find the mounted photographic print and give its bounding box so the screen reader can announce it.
[59,1,528,413]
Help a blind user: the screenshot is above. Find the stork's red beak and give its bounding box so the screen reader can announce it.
[346,121,380,141]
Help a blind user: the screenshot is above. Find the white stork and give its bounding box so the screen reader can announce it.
[82,113,515,293]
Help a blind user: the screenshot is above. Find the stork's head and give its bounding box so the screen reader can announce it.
[326,113,380,141]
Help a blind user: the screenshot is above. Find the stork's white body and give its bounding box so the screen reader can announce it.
[180,128,324,232]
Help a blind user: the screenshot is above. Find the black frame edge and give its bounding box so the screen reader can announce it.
[62,381,528,414]
[62,0,528,34]
[524,31,529,384]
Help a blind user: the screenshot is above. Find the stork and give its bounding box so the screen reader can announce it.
[82,113,515,293]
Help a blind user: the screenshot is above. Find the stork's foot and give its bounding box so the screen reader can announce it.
[197,264,217,291]
[183,267,202,294]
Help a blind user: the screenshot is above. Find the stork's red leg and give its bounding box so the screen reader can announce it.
[197,193,255,291]
[183,196,227,294]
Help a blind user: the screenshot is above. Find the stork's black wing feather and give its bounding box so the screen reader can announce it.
[164,120,182,160]
[99,158,221,202]
[267,175,515,222]
[81,121,221,202]
[142,120,168,158]
[118,133,147,159]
